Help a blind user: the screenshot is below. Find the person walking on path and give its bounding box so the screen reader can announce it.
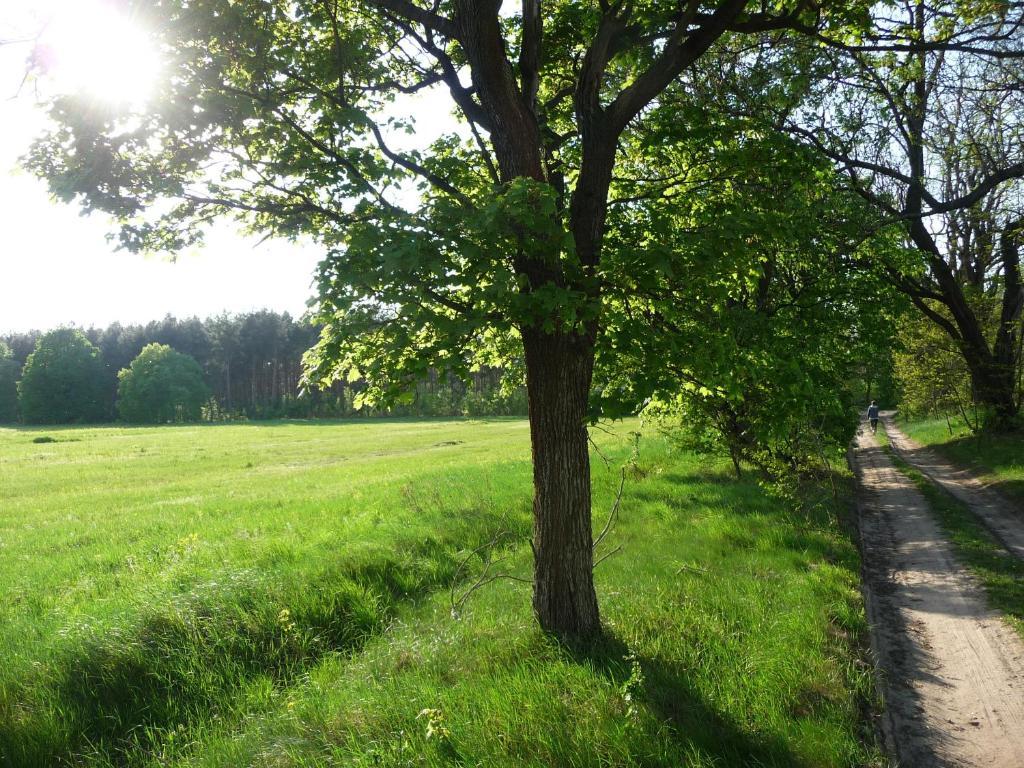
[867,401,880,434]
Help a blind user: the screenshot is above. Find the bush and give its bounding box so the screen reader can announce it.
[18,329,109,424]
[117,344,210,423]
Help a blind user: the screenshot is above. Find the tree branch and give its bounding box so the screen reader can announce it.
[924,161,1024,214]
[607,0,748,134]
[363,0,458,38]
[365,121,475,207]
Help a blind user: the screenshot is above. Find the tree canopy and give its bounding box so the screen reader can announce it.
[18,329,109,424]
[117,343,211,423]
[592,116,906,474]
[0,342,18,423]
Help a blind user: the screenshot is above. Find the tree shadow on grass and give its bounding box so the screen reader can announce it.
[0,584,385,767]
[0,525,505,768]
[659,470,741,487]
[558,632,808,768]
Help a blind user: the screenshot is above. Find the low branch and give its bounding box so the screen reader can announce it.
[450,522,529,618]
[593,545,622,569]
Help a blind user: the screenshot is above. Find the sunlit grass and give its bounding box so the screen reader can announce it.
[0,420,882,766]
[897,414,1024,505]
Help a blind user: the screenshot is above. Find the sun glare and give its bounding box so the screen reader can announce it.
[35,1,162,106]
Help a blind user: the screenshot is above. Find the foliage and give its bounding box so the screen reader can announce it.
[0,342,18,423]
[3,313,527,421]
[117,343,210,423]
[17,328,109,424]
[592,108,905,474]
[0,420,881,767]
[893,305,977,424]
[845,350,899,413]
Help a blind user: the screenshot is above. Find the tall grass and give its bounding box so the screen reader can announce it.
[0,420,883,767]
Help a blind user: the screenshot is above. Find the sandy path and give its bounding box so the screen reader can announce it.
[850,425,1024,767]
[883,414,1024,561]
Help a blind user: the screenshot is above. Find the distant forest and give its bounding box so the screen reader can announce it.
[2,311,526,421]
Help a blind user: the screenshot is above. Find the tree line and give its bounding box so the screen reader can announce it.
[0,312,526,424]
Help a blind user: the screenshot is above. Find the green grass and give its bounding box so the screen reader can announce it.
[879,435,1024,640]
[0,420,883,767]
[897,414,1024,505]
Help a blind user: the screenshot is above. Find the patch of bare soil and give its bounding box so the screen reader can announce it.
[851,425,1024,767]
[883,415,1024,561]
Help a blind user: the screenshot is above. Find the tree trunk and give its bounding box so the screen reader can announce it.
[451,0,613,636]
[964,352,1018,427]
[251,361,258,414]
[944,261,1020,427]
[225,363,232,413]
[909,220,1020,427]
[990,219,1024,426]
[523,326,600,636]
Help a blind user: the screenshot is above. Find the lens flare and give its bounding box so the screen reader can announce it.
[34,1,161,106]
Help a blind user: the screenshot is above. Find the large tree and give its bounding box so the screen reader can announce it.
[25,0,845,634]
[18,329,109,424]
[787,0,1024,426]
[117,343,211,423]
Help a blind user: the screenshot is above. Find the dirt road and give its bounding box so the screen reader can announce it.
[883,416,1024,560]
[850,423,1024,767]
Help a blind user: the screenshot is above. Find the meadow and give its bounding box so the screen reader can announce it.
[0,419,882,767]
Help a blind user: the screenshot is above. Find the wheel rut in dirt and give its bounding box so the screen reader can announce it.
[882,414,1024,561]
[851,425,1024,767]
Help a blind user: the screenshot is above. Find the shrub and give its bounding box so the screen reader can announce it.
[117,344,210,423]
[18,329,108,424]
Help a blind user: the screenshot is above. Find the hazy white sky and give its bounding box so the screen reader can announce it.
[0,1,455,335]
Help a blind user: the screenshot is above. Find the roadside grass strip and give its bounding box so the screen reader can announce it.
[880,435,1024,639]
[897,416,1024,506]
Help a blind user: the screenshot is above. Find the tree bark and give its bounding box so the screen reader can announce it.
[990,220,1024,425]
[523,326,600,636]
[908,219,1021,426]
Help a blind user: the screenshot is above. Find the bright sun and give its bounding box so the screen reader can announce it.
[34,0,162,106]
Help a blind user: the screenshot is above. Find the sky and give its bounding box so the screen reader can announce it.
[0,0,452,336]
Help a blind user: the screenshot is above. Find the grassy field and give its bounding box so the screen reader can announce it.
[897,415,1024,504]
[0,419,882,767]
